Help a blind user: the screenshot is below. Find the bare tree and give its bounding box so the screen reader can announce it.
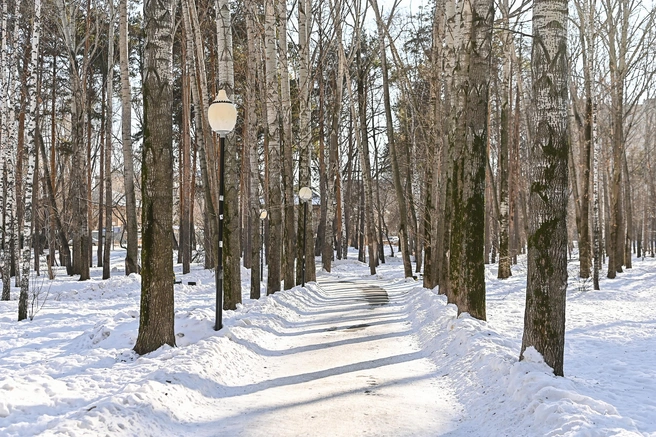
[18,0,42,321]
[265,0,282,293]
[134,0,176,355]
[521,0,570,377]
[369,0,413,278]
[296,0,316,284]
[216,0,241,310]
[103,0,116,280]
[119,0,139,276]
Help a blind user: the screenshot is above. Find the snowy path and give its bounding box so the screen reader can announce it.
[218,279,463,436]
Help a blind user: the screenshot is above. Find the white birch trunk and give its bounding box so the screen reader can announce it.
[0,0,11,301]
[592,99,601,290]
[521,0,570,377]
[119,0,139,276]
[103,0,116,280]
[6,0,22,289]
[18,0,41,321]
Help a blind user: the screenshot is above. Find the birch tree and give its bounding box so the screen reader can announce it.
[18,0,42,321]
[119,0,139,276]
[265,0,283,293]
[440,0,493,320]
[0,0,14,301]
[521,0,570,376]
[296,0,316,284]
[497,0,512,280]
[245,0,262,297]
[278,0,296,288]
[103,0,116,280]
[369,0,413,278]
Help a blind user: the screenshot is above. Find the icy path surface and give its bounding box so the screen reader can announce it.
[218,278,462,436]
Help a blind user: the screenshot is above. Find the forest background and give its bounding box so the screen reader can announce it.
[1,0,655,376]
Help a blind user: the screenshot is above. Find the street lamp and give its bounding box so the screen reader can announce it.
[298,186,312,287]
[260,209,267,287]
[207,89,237,331]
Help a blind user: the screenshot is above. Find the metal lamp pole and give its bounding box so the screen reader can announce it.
[207,90,237,331]
[298,187,312,287]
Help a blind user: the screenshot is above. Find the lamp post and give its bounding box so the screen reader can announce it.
[260,209,267,287]
[298,186,312,287]
[207,89,237,331]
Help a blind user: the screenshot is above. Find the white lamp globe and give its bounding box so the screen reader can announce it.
[299,186,312,202]
[207,89,237,135]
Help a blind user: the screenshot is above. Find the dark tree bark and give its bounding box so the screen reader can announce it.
[134,0,176,355]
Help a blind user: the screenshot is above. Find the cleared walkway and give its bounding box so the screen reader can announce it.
[220,278,463,436]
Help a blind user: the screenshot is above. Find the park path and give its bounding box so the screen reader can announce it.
[218,277,463,437]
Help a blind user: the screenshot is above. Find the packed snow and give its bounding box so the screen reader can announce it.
[0,248,654,436]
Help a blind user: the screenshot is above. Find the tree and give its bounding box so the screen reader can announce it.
[119,0,140,276]
[296,0,316,284]
[216,0,241,310]
[438,0,493,320]
[55,0,98,281]
[369,0,413,278]
[18,0,42,321]
[245,0,262,297]
[520,0,570,376]
[103,0,116,280]
[278,0,296,289]
[264,0,282,294]
[134,0,175,355]
[497,0,513,280]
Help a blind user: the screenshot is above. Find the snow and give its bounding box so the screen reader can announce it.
[1,249,654,436]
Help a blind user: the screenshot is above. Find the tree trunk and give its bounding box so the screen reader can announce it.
[119,0,139,276]
[103,0,115,280]
[246,0,261,297]
[369,0,413,278]
[520,0,570,377]
[179,27,192,274]
[183,0,218,270]
[353,47,377,275]
[265,0,282,293]
[216,0,241,310]
[134,0,176,355]
[276,0,296,289]
[497,0,512,279]
[622,152,633,269]
[98,80,106,269]
[296,0,315,284]
[18,0,41,320]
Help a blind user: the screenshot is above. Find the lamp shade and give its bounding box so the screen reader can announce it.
[260,209,268,220]
[299,186,312,202]
[207,89,237,135]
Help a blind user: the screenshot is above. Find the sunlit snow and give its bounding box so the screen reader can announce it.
[1,248,654,436]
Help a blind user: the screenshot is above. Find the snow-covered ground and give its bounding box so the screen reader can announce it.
[0,248,654,436]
